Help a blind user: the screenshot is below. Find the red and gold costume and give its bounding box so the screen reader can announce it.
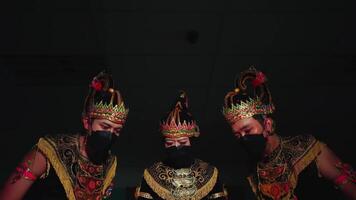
[247,135,323,199]
[35,134,116,200]
[223,67,356,199]
[20,71,128,200]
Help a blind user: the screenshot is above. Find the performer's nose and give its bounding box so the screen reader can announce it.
[174,141,180,147]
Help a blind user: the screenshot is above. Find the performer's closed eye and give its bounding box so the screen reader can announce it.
[166,141,174,145]
[178,139,188,144]
[100,124,110,129]
[180,141,188,145]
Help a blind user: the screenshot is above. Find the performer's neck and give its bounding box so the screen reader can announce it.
[79,135,89,158]
[264,134,280,156]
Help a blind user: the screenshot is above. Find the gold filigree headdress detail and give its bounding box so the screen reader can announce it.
[160,91,200,138]
[83,71,129,125]
[223,66,275,124]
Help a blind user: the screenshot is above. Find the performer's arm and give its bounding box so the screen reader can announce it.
[0,147,48,200]
[316,144,356,199]
[207,176,228,200]
[134,178,155,200]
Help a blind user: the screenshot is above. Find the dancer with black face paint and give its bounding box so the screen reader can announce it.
[222,67,356,200]
[135,91,228,200]
[0,71,129,200]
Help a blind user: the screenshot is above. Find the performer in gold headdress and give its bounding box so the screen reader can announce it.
[222,67,356,199]
[0,71,129,200]
[135,91,228,200]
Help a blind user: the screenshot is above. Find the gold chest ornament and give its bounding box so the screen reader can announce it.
[171,168,197,198]
[143,159,218,200]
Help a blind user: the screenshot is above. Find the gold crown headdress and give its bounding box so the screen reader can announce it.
[160,91,200,138]
[222,66,275,124]
[83,71,129,125]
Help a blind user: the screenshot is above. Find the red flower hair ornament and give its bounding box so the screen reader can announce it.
[91,79,103,91]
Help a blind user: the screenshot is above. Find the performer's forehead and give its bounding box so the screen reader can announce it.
[232,117,257,129]
[165,137,189,141]
[93,118,123,128]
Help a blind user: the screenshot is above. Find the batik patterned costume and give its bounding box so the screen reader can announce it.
[222,67,356,199]
[135,91,227,200]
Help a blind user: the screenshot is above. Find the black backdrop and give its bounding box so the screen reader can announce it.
[0,0,355,199]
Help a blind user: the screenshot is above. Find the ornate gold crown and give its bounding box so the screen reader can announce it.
[222,93,275,124]
[89,101,129,125]
[160,120,200,138]
[160,91,200,139]
[223,67,275,124]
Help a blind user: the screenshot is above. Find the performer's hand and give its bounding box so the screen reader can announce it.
[0,148,47,200]
[316,144,356,200]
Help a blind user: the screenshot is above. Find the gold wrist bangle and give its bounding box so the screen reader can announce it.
[137,192,153,199]
[135,187,153,200]
[208,191,227,199]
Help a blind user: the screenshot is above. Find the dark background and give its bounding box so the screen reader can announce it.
[0,0,355,199]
